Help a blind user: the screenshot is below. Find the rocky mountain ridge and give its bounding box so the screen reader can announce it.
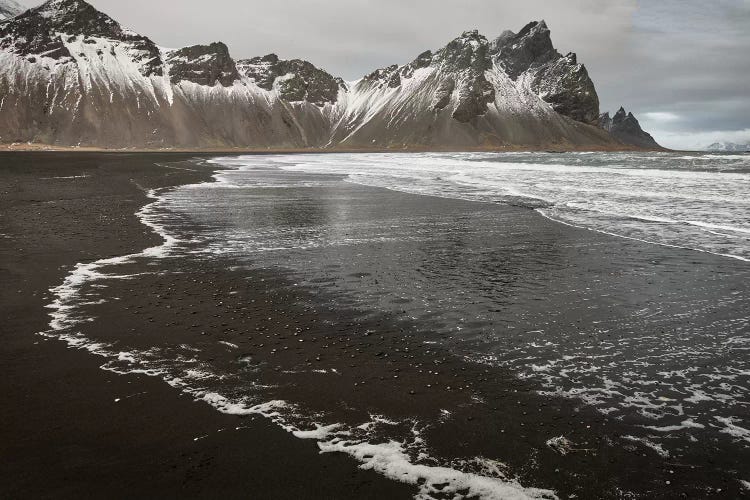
[237,53,346,107]
[493,21,599,125]
[0,0,660,150]
[599,107,661,150]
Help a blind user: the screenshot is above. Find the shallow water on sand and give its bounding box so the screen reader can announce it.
[225,151,750,261]
[45,152,750,497]
[171,152,750,433]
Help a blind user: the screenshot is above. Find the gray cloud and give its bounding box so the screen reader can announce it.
[612,0,750,148]
[15,0,750,149]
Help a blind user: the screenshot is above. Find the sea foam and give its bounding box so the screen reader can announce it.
[40,169,559,500]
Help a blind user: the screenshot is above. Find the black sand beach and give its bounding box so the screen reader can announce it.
[1,153,748,499]
[0,153,414,498]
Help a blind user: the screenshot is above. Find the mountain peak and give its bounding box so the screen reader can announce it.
[38,0,90,13]
[517,20,549,37]
[492,20,557,79]
[237,55,344,106]
[437,29,490,71]
[611,107,640,127]
[0,0,163,75]
[600,108,662,149]
[14,0,125,38]
[431,30,495,122]
[166,42,239,87]
[513,20,552,49]
[489,20,599,123]
[449,29,488,47]
[458,29,484,41]
[32,0,113,28]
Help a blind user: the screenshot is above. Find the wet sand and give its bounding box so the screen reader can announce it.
[0,153,414,498]
[0,152,745,499]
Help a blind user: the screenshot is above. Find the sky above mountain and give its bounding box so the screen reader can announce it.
[12,0,750,150]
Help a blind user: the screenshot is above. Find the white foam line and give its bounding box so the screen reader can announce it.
[123,352,561,499]
[292,423,342,440]
[536,209,750,263]
[320,439,556,500]
[623,435,670,458]
[197,392,557,499]
[39,172,558,500]
[40,175,91,180]
[714,416,750,443]
[44,188,179,342]
[642,419,705,432]
[258,154,750,264]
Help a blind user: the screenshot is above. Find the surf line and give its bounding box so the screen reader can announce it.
[536,209,750,263]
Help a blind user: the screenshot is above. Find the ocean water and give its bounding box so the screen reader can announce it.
[44,151,750,497]
[228,152,750,262]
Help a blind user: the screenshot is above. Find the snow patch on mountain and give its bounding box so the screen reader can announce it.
[0,0,24,20]
[0,0,645,150]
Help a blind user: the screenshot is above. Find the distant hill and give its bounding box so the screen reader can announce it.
[705,142,750,152]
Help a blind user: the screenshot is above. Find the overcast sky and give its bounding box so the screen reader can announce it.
[17,0,750,149]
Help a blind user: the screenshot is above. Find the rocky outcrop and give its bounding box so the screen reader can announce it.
[433,31,495,123]
[166,43,239,87]
[237,54,345,106]
[530,52,599,124]
[363,64,403,89]
[0,0,655,150]
[600,107,662,149]
[491,21,599,124]
[492,21,558,79]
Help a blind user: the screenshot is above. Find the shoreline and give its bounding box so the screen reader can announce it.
[0,144,668,153]
[37,157,564,499]
[0,153,415,498]
[2,152,747,498]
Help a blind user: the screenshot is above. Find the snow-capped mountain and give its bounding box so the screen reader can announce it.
[0,0,23,21]
[599,107,661,149]
[705,142,749,152]
[0,0,659,149]
[320,22,618,149]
